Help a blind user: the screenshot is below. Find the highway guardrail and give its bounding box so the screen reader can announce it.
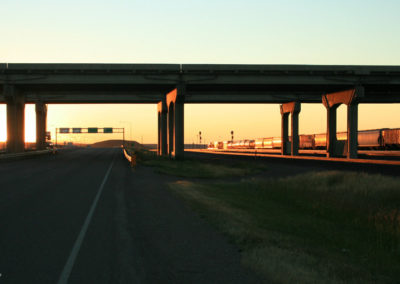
[0,149,53,161]
[123,147,137,168]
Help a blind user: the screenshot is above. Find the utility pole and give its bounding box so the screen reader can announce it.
[119,121,132,142]
[199,131,202,148]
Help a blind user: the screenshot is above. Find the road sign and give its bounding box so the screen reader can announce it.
[72,128,82,133]
[88,128,98,133]
[60,128,69,133]
[104,128,113,133]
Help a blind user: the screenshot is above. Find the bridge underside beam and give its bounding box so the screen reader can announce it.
[0,87,399,104]
[7,90,165,104]
[182,88,400,104]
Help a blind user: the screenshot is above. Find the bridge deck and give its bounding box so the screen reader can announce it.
[0,63,399,103]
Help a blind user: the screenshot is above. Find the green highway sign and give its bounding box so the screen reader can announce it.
[60,128,69,133]
[104,128,113,133]
[88,128,98,133]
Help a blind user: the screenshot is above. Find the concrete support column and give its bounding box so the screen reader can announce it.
[168,103,174,156]
[280,112,290,155]
[326,105,338,158]
[166,86,185,159]
[157,112,161,154]
[347,103,358,159]
[174,100,184,158]
[322,87,363,159]
[35,102,47,150]
[280,101,300,156]
[157,99,168,156]
[5,85,25,153]
[291,110,299,156]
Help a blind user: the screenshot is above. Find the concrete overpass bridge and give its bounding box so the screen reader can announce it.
[1,63,400,158]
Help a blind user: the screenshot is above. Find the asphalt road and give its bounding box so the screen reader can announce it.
[0,148,259,284]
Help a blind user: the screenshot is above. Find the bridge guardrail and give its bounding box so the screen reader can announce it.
[123,146,137,168]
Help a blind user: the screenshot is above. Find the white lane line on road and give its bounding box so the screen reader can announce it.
[57,153,116,284]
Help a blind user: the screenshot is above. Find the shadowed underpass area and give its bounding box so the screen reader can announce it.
[0,148,260,283]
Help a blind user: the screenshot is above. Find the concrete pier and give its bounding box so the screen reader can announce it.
[166,86,185,159]
[35,102,47,150]
[280,112,290,155]
[291,109,299,155]
[5,85,25,153]
[168,102,174,156]
[280,101,301,156]
[325,104,338,158]
[157,99,168,156]
[347,102,359,159]
[322,87,363,158]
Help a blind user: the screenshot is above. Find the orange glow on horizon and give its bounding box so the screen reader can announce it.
[25,104,36,142]
[1,103,400,145]
[0,104,36,143]
[0,105,6,142]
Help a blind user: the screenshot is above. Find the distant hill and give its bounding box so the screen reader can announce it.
[90,139,147,149]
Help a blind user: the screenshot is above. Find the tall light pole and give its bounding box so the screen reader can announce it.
[119,121,132,142]
[199,131,202,148]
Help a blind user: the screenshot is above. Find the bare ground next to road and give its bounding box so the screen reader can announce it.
[118,161,262,283]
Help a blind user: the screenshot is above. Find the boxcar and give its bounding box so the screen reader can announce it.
[383,128,400,149]
[299,134,315,149]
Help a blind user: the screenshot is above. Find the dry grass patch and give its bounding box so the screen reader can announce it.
[169,171,400,284]
[142,158,264,178]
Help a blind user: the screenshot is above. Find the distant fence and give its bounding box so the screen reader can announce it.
[144,144,207,150]
[184,144,207,149]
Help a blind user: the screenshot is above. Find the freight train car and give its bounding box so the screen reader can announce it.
[383,128,400,149]
[299,135,315,149]
[209,128,400,151]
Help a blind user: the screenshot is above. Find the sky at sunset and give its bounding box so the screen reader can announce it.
[1,0,400,145]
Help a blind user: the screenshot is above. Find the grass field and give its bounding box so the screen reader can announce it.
[142,157,267,178]
[131,148,400,283]
[127,145,267,178]
[169,171,400,284]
